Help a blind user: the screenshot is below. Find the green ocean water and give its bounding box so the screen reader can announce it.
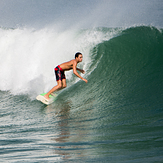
[0,26,163,162]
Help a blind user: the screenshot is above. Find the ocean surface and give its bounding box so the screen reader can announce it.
[0,0,163,162]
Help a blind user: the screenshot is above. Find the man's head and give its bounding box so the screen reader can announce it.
[75,52,83,62]
[75,52,82,58]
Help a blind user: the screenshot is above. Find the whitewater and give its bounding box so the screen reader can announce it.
[0,27,118,98]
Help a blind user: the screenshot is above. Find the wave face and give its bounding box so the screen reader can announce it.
[63,26,163,110]
[1,26,163,162]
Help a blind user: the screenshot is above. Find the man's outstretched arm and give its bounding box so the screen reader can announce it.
[73,61,88,83]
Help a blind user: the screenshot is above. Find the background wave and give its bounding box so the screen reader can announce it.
[0,26,163,104]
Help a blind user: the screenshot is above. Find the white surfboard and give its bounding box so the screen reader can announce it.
[36,93,57,105]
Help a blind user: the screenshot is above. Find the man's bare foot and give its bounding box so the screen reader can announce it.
[44,94,50,101]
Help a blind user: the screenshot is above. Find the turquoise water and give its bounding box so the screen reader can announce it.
[0,26,163,162]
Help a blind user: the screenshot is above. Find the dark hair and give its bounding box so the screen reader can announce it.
[75,52,82,58]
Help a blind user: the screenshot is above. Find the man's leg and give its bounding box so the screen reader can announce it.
[61,79,67,88]
[44,80,62,100]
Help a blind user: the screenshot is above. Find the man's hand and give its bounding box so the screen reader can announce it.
[77,68,85,74]
[83,78,88,83]
[81,70,85,74]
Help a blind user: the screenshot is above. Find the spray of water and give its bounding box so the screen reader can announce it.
[0,26,118,99]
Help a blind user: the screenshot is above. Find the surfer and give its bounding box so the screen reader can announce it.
[44,52,88,100]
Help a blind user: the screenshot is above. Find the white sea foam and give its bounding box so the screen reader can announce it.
[0,26,119,99]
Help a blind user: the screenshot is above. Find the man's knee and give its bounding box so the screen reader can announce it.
[57,84,62,89]
[57,83,66,89]
[62,84,67,88]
